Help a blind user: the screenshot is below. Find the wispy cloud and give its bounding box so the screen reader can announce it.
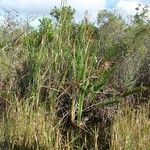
[0,0,106,14]
[0,0,61,13]
[68,0,106,21]
[117,0,140,15]
[0,0,107,22]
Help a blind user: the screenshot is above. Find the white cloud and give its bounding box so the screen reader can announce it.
[0,0,106,21]
[0,0,61,13]
[0,0,106,13]
[68,0,106,21]
[116,0,140,15]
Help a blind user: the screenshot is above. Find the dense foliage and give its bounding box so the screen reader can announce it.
[0,4,149,150]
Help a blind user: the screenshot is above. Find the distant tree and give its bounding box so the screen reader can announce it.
[134,4,150,24]
[97,10,120,26]
[50,6,75,25]
[97,10,125,61]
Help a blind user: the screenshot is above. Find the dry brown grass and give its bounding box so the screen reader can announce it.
[111,104,150,150]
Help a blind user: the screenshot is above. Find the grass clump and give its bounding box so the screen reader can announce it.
[0,101,57,149]
[111,104,150,150]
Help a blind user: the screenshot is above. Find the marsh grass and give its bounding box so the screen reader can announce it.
[0,101,58,149]
[0,2,150,149]
[0,8,113,149]
[111,104,150,150]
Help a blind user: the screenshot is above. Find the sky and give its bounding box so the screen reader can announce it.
[0,0,149,27]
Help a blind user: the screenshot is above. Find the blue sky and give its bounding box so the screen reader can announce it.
[0,0,149,27]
